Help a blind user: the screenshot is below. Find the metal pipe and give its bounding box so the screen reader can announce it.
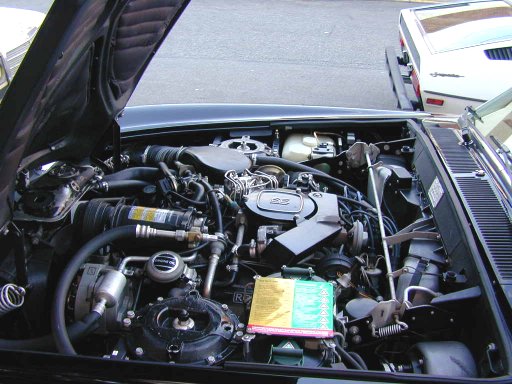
[181,251,198,263]
[203,253,220,298]
[366,152,396,300]
[403,286,441,309]
[117,256,150,273]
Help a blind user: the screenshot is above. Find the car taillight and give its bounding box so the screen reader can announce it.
[426,98,444,106]
[411,69,421,99]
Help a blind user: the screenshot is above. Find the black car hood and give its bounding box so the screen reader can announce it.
[0,0,189,229]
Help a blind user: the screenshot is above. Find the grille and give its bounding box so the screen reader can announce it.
[430,129,480,173]
[431,127,512,285]
[455,176,512,282]
[485,47,512,61]
[6,39,32,77]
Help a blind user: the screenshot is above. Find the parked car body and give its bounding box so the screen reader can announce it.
[0,7,45,100]
[386,0,512,115]
[0,1,510,383]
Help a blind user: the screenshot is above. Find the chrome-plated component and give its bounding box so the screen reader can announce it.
[402,286,442,310]
[92,298,108,316]
[365,149,396,301]
[373,320,408,338]
[122,317,132,328]
[219,136,269,155]
[224,169,278,202]
[146,251,197,284]
[135,225,218,243]
[235,331,244,340]
[203,253,220,298]
[172,309,195,331]
[0,284,25,317]
[94,270,127,308]
[135,347,144,356]
[117,256,150,273]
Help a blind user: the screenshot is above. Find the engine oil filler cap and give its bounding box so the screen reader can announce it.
[146,251,185,283]
[244,189,315,222]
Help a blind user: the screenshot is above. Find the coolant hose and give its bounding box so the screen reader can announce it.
[189,180,205,201]
[103,180,151,191]
[52,225,139,355]
[103,167,159,182]
[0,311,100,351]
[199,179,223,234]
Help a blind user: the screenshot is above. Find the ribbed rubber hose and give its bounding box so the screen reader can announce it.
[52,225,139,355]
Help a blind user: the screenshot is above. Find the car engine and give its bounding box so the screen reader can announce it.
[0,125,491,378]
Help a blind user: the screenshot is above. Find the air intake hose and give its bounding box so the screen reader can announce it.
[127,145,252,183]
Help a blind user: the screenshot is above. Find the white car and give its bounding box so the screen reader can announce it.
[386,0,512,115]
[0,7,45,100]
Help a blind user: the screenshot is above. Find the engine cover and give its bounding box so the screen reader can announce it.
[247,190,343,266]
[244,189,316,223]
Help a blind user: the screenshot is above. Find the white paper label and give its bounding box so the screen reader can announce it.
[428,177,444,209]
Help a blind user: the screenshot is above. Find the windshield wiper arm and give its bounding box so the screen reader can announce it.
[467,106,483,123]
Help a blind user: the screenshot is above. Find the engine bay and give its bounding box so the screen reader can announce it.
[0,120,502,378]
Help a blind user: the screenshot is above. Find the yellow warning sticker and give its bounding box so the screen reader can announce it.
[248,277,334,338]
[248,277,295,328]
[128,206,168,224]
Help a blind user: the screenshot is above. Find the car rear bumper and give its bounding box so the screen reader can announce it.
[385,46,413,111]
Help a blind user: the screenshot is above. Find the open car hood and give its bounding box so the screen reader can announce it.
[0,0,189,229]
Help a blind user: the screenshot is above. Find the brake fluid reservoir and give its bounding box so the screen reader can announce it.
[282,134,335,162]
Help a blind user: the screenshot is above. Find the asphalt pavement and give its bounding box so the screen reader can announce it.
[0,0,442,110]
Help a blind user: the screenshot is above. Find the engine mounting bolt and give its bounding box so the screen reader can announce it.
[123,318,132,328]
[352,335,362,344]
[221,304,229,311]
[348,326,359,335]
[135,347,144,356]
[206,355,216,364]
[127,310,135,319]
[235,331,244,340]
[157,296,164,302]
[236,323,245,331]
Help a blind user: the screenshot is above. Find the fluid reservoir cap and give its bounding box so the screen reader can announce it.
[244,189,316,222]
[146,251,185,283]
